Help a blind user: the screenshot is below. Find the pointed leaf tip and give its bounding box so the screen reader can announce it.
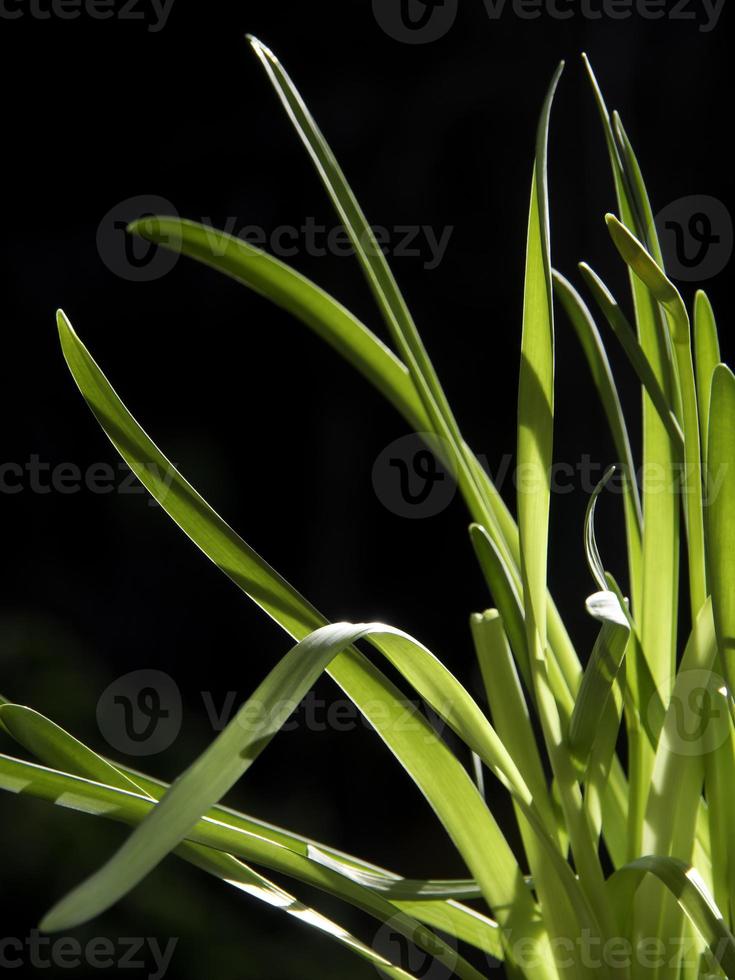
[56,309,72,333]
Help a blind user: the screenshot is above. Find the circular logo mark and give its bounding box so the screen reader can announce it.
[648,669,730,757]
[97,669,182,756]
[373,916,457,979]
[372,0,458,43]
[654,195,732,282]
[97,194,180,282]
[372,432,456,519]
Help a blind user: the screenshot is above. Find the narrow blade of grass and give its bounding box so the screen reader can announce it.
[2,703,502,962]
[693,290,720,471]
[0,705,453,980]
[516,62,615,956]
[610,204,706,974]
[703,727,735,931]
[707,363,735,707]
[568,592,628,774]
[246,35,501,555]
[641,600,719,974]
[471,611,556,839]
[305,850,484,901]
[35,621,494,932]
[552,271,642,589]
[568,469,629,781]
[471,610,611,980]
[578,262,683,449]
[131,214,586,739]
[0,751,488,980]
[606,214,706,619]
[469,524,532,695]
[584,57,679,875]
[54,309,554,972]
[39,616,594,959]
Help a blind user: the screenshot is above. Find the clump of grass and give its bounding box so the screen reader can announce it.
[2,36,734,980]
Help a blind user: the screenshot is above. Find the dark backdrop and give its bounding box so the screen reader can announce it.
[1,2,732,977]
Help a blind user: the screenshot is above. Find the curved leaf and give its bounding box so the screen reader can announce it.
[552,269,642,542]
[0,751,483,980]
[54,309,552,970]
[606,214,706,618]
[606,856,735,976]
[0,703,498,972]
[130,216,428,434]
[39,618,594,954]
[578,263,683,449]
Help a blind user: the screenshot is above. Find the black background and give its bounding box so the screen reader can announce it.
[0,1,732,977]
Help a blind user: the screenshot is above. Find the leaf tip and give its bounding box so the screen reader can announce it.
[470,609,500,629]
[38,908,63,934]
[694,289,713,316]
[56,309,73,337]
[127,216,160,242]
[713,362,735,389]
[605,213,639,262]
[247,33,275,65]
